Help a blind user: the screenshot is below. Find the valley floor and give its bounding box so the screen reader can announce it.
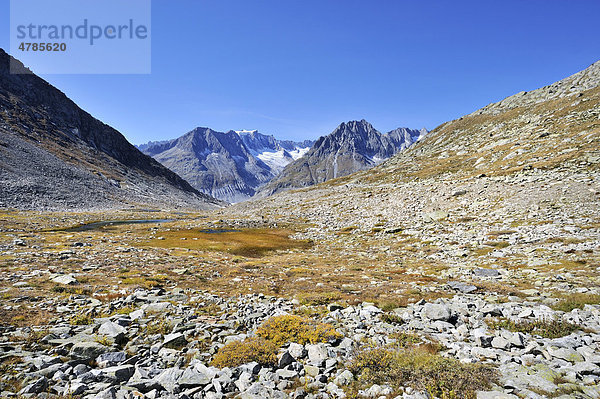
[0,165,599,399]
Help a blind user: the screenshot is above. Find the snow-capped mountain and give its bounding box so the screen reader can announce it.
[257,120,428,197]
[138,129,313,203]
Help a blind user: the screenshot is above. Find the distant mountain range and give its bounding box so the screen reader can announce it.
[257,120,427,197]
[0,49,428,209]
[138,129,313,203]
[140,122,426,203]
[0,49,222,210]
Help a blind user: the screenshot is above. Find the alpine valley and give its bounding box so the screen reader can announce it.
[1,47,600,399]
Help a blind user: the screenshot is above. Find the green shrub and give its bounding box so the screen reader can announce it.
[256,315,342,346]
[211,337,277,368]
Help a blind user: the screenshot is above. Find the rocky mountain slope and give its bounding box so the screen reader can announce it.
[0,49,222,211]
[232,59,600,308]
[257,120,426,197]
[220,59,600,399]
[139,129,312,203]
[138,128,273,203]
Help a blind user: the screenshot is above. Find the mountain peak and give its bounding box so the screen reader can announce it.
[139,126,314,202]
[235,129,259,136]
[257,121,424,197]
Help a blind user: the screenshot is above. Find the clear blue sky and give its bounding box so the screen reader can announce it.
[1,0,600,144]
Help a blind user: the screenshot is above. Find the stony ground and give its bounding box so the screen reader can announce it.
[0,198,599,398]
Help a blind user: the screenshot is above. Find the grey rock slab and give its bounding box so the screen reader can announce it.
[178,366,212,387]
[18,376,48,394]
[163,332,187,348]
[424,211,448,222]
[239,382,288,399]
[476,392,518,399]
[333,370,354,386]
[97,321,127,344]
[573,362,600,375]
[100,365,134,383]
[235,371,254,392]
[71,341,110,359]
[95,386,118,399]
[275,368,298,380]
[507,332,526,348]
[491,336,511,350]
[526,374,558,392]
[278,351,295,368]
[547,347,585,363]
[155,367,183,392]
[96,351,127,368]
[473,268,500,277]
[422,303,451,321]
[143,302,174,314]
[304,365,320,377]
[238,361,261,375]
[448,281,478,294]
[306,343,329,364]
[67,382,88,395]
[287,342,307,359]
[51,274,78,285]
[359,305,383,318]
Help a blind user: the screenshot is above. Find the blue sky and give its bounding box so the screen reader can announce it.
[1,0,600,144]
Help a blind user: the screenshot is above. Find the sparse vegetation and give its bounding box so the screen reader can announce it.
[137,228,312,258]
[211,337,278,368]
[552,293,600,312]
[296,291,341,306]
[194,303,222,316]
[94,335,112,346]
[377,298,407,312]
[381,312,404,325]
[146,319,173,335]
[486,317,580,338]
[71,314,93,325]
[347,345,497,399]
[256,315,342,346]
[388,332,423,348]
